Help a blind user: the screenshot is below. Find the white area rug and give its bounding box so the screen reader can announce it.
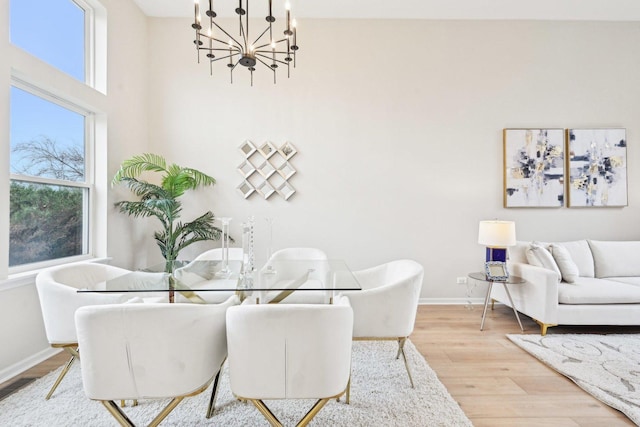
[508,333,640,425]
[0,340,471,426]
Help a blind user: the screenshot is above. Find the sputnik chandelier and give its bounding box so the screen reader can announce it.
[191,0,299,85]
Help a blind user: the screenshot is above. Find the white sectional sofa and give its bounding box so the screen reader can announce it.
[490,240,640,335]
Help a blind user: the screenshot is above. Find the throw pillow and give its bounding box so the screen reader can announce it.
[525,242,562,282]
[549,244,580,284]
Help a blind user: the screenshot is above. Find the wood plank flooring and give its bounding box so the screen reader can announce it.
[2,304,639,426]
[413,304,640,426]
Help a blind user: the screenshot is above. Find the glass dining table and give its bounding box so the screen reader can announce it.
[78,259,362,304]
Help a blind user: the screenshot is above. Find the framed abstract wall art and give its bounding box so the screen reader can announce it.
[567,128,627,207]
[503,128,565,208]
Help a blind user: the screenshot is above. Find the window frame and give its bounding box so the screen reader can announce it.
[8,80,95,274]
[2,0,107,283]
[76,0,95,87]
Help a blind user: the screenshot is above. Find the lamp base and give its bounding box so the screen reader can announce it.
[486,247,507,262]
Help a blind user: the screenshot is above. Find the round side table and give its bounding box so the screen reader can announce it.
[468,272,525,332]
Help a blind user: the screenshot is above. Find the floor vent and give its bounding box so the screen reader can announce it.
[0,377,37,401]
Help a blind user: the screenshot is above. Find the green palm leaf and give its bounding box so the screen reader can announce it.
[112,153,168,186]
[162,167,216,198]
[174,211,222,254]
[112,153,221,262]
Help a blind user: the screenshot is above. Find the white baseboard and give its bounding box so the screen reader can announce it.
[419,297,484,305]
[0,347,61,384]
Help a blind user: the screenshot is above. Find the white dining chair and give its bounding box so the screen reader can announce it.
[172,248,244,303]
[75,295,239,426]
[261,247,329,304]
[192,247,245,261]
[341,259,424,387]
[268,247,328,261]
[35,262,137,400]
[225,297,353,426]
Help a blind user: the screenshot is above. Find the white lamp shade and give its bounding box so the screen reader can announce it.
[478,220,516,247]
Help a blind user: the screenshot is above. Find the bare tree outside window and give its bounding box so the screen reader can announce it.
[9,138,86,266]
[12,137,85,181]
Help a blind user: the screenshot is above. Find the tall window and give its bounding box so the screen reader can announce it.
[10,0,86,82]
[8,0,98,270]
[9,86,91,267]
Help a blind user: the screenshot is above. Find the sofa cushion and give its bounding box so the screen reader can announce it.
[589,240,640,278]
[554,240,594,278]
[549,244,579,283]
[607,277,640,287]
[558,277,640,304]
[526,243,561,282]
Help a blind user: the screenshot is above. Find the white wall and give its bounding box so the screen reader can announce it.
[3,11,640,378]
[144,18,640,301]
[0,0,149,379]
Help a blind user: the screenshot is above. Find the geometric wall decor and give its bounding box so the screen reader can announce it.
[503,128,565,208]
[237,140,297,200]
[567,128,627,207]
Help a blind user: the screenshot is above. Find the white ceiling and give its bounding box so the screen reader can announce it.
[132,0,640,21]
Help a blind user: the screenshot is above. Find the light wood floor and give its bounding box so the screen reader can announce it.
[2,304,639,426]
[413,304,640,427]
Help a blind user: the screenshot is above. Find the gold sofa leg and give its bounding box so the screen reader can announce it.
[535,320,556,336]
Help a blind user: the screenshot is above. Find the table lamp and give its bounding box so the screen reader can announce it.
[478,220,516,262]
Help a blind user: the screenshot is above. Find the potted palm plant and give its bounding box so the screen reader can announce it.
[112,153,224,272]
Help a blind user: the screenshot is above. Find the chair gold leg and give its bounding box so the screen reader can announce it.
[395,337,403,360]
[102,400,135,427]
[268,289,295,304]
[206,369,223,418]
[251,399,283,427]
[336,373,351,404]
[345,376,351,404]
[149,397,184,427]
[45,348,78,400]
[397,337,414,388]
[297,398,331,427]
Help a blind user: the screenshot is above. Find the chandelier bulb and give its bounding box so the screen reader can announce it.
[192,0,202,29]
